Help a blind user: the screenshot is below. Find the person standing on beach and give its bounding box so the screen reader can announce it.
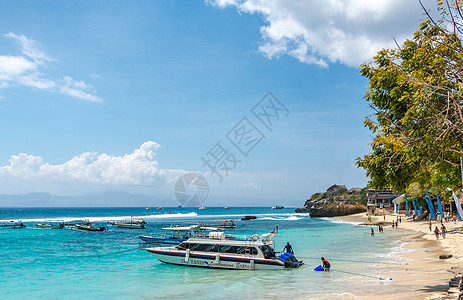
[434,226,440,240]
[392,221,395,228]
[429,221,432,231]
[371,228,374,237]
[441,224,446,239]
[395,221,398,228]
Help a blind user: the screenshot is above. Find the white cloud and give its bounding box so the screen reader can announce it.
[5,32,53,63]
[0,141,183,185]
[207,0,426,67]
[0,33,102,102]
[59,76,103,103]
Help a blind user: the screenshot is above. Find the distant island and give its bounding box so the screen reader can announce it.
[295,184,367,217]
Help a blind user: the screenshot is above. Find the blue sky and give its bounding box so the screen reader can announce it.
[0,1,430,206]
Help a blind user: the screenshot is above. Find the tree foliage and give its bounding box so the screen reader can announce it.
[357,0,463,196]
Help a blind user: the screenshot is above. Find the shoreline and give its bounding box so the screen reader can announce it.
[333,212,463,299]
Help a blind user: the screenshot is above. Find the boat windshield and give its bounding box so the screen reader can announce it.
[259,245,275,259]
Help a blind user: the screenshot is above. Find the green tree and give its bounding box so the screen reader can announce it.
[357,0,463,196]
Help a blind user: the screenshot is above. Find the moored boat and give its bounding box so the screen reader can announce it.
[271,205,284,209]
[0,220,26,228]
[143,226,303,270]
[139,224,205,244]
[74,221,107,232]
[201,219,236,229]
[111,218,146,229]
[36,220,64,229]
[198,206,206,210]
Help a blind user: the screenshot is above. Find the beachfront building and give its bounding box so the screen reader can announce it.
[366,188,397,215]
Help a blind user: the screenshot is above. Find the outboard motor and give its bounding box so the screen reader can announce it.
[278,253,304,268]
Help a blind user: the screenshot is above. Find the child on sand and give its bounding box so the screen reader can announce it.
[434,226,440,240]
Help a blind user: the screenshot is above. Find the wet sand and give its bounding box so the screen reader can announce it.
[333,212,463,299]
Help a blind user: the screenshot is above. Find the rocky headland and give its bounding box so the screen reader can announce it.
[295,184,367,217]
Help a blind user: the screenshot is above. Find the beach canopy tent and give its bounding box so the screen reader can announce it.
[393,194,405,205]
[392,194,405,214]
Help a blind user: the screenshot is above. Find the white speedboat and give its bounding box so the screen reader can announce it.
[143,226,303,270]
[198,206,206,210]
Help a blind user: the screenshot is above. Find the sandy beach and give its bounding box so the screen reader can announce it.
[334,212,463,299]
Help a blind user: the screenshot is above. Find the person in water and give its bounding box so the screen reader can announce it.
[321,257,330,271]
[283,242,293,254]
[371,228,374,237]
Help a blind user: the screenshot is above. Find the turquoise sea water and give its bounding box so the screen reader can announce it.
[0,207,408,299]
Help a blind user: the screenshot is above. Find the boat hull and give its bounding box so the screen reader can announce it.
[146,249,285,270]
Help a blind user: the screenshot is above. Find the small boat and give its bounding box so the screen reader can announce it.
[271,205,284,209]
[146,207,151,210]
[74,221,107,232]
[156,207,163,210]
[111,218,146,229]
[0,220,26,228]
[201,220,236,229]
[224,206,230,210]
[143,226,303,270]
[198,206,206,210]
[241,216,257,221]
[36,220,64,229]
[139,225,205,245]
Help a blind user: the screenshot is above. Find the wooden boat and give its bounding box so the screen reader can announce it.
[143,226,303,270]
[139,224,219,245]
[139,225,203,245]
[111,218,146,229]
[201,220,236,229]
[36,220,64,229]
[0,220,26,228]
[74,221,107,232]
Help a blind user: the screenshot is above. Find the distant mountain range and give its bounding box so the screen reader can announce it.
[0,191,300,207]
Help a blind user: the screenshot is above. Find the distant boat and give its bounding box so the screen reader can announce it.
[36,220,64,229]
[0,220,26,229]
[201,219,236,229]
[198,206,206,210]
[224,206,230,210]
[178,205,183,208]
[271,205,284,209]
[146,207,151,210]
[139,225,203,245]
[74,220,107,232]
[111,218,146,229]
[75,223,107,232]
[156,207,163,210]
[241,216,257,221]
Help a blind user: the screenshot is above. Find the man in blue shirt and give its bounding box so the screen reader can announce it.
[283,242,293,254]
